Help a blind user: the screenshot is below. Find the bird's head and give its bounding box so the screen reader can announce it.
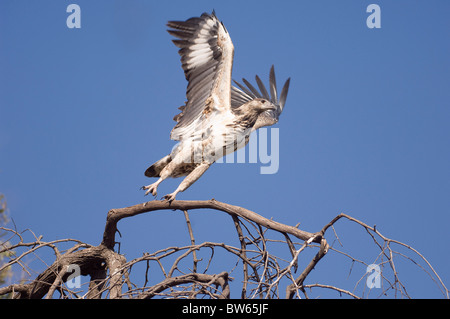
[233,98,278,128]
[246,98,277,114]
[256,98,278,112]
[251,99,279,130]
[231,65,290,130]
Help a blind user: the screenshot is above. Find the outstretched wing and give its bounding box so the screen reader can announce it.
[167,11,234,141]
[231,65,290,128]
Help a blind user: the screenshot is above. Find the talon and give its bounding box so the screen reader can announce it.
[163,193,176,203]
[142,183,158,197]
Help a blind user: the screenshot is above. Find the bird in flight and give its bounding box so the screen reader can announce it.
[142,11,290,202]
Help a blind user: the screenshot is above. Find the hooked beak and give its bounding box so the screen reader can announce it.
[260,102,277,112]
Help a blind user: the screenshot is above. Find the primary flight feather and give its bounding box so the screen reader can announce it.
[142,11,290,201]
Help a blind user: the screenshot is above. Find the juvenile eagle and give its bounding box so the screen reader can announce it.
[142,11,290,201]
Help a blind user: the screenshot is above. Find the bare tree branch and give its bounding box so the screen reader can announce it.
[101,199,319,250]
[0,200,447,299]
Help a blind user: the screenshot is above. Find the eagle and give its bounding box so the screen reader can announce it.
[142,11,290,202]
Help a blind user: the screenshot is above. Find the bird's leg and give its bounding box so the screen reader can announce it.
[164,163,211,202]
[141,177,164,197]
[142,159,179,197]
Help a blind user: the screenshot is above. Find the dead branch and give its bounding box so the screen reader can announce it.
[0,200,447,299]
[101,199,319,250]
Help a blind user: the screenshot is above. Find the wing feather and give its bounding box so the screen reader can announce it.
[255,75,270,100]
[233,80,256,99]
[269,65,278,104]
[167,12,234,141]
[242,78,262,98]
[278,77,291,111]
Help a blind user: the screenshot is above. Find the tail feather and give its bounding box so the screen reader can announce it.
[145,155,171,177]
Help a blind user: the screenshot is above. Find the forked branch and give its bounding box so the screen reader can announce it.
[0,200,447,299]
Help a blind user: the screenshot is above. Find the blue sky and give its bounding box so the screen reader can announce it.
[1,1,449,298]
